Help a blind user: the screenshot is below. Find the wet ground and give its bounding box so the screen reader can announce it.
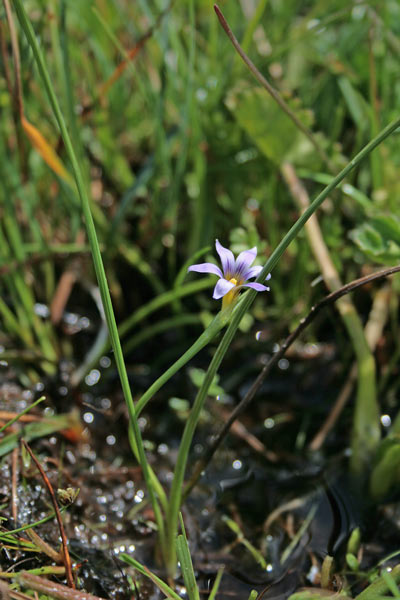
[1,322,399,599]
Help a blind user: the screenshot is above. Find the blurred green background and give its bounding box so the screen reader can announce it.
[1,0,400,382]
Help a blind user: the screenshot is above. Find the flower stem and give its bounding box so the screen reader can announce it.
[165,113,400,576]
[11,0,168,562]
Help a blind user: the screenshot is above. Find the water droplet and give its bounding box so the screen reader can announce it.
[264,418,275,429]
[307,18,320,29]
[134,490,144,503]
[307,564,319,583]
[85,369,101,386]
[100,356,111,368]
[66,450,76,465]
[381,414,391,427]
[247,197,259,210]
[138,417,147,430]
[101,397,111,409]
[196,88,207,102]
[158,443,169,455]
[83,412,94,424]
[232,459,242,470]
[64,312,78,325]
[79,316,90,329]
[162,233,174,248]
[106,435,116,445]
[34,303,50,318]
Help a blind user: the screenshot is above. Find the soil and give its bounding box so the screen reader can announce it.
[1,323,399,599]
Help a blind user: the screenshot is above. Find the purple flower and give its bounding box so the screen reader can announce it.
[188,240,271,307]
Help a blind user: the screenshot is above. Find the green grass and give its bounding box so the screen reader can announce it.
[2,0,400,594]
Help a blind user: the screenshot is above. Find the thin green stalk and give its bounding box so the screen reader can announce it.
[74,277,214,383]
[173,246,210,290]
[175,514,200,600]
[119,278,213,337]
[343,309,379,477]
[208,568,224,600]
[356,564,400,600]
[123,314,199,355]
[368,26,383,191]
[120,554,182,600]
[166,0,195,277]
[0,395,45,433]
[281,161,379,477]
[127,425,169,515]
[12,0,167,562]
[135,308,231,416]
[0,295,32,346]
[214,4,336,173]
[165,114,400,576]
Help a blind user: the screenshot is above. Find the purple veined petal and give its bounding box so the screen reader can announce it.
[213,278,236,299]
[235,247,257,277]
[243,265,263,280]
[215,239,235,277]
[266,273,272,281]
[188,262,223,278]
[239,282,270,293]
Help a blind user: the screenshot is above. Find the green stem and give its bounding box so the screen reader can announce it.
[123,314,199,355]
[355,564,400,600]
[74,277,214,383]
[165,113,400,576]
[135,308,231,416]
[343,309,379,477]
[119,278,213,337]
[12,0,167,562]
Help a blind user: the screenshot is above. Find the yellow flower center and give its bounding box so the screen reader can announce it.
[222,277,240,310]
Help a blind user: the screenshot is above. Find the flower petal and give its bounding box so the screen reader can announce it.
[235,247,257,277]
[216,239,235,277]
[213,278,236,299]
[188,262,223,278]
[239,282,270,293]
[243,265,263,280]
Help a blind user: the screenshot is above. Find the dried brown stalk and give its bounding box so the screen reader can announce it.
[184,263,400,497]
[19,573,106,600]
[21,441,74,588]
